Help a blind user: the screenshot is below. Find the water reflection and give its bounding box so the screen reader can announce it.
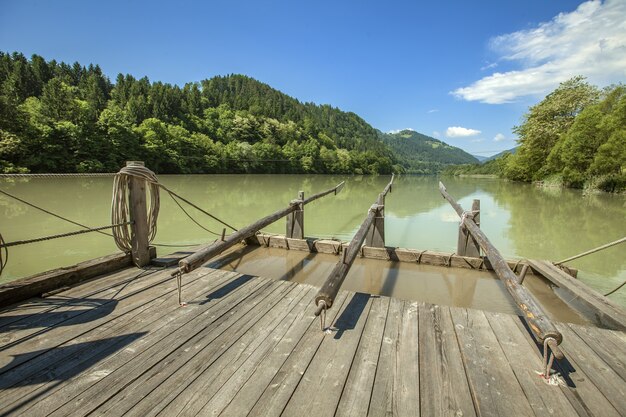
[1,175,624,307]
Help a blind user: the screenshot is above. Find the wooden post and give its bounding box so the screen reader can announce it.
[127,161,150,267]
[366,193,385,247]
[439,182,562,345]
[286,191,304,239]
[457,199,481,257]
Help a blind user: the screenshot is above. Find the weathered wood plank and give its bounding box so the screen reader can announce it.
[281,292,374,417]
[249,234,581,276]
[218,286,326,417]
[245,291,350,417]
[0,264,172,373]
[128,283,312,417]
[450,306,535,417]
[395,300,420,416]
[78,281,297,417]
[0,248,155,308]
[0,269,235,412]
[0,266,142,332]
[419,303,476,417]
[368,297,402,417]
[25,274,276,417]
[191,287,320,417]
[485,311,579,417]
[555,322,625,416]
[528,260,626,331]
[568,323,626,381]
[335,296,390,417]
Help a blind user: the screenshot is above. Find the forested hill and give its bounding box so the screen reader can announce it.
[0,53,395,174]
[380,130,478,174]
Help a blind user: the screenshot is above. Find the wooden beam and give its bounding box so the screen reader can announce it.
[527,260,626,331]
[178,181,345,274]
[127,161,151,267]
[439,182,562,344]
[315,175,393,312]
[315,205,379,311]
[0,248,156,307]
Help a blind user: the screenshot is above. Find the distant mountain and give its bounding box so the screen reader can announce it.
[485,147,517,162]
[472,155,488,163]
[380,130,479,174]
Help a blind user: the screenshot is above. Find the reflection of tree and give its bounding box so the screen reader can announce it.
[491,184,626,277]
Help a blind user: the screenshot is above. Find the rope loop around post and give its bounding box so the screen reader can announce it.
[111,163,160,253]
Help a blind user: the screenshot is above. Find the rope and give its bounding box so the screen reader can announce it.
[159,186,237,232]
[0,188,114,238]
[0,222,131,248]
[0,173,115,178]
[111,165,160,252]
[604,279,626,296]
[555,236,626,265]
[0,233,7,276]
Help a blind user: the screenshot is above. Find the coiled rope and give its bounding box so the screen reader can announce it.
[111,164,160,252]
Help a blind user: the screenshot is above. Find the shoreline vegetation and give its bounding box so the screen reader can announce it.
[1,53,623,193]
[444,77,625,193]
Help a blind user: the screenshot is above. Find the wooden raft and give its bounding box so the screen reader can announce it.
[0,265,624,416]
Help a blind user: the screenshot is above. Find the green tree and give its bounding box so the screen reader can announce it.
[506,76,599,181]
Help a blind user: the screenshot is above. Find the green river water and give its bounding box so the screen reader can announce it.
[1,175,625,307]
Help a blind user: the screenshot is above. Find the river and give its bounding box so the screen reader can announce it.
[1,174,625,307]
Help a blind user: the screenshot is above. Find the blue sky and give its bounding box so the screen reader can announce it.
[1,0,624,156]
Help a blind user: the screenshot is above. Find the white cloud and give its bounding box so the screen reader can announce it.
[432,131,441,138]
[493,133,506,142]
[388,128,415,134]
[470,138,485,143]
[427,109,439,113]
[480,62,498,71]
[452,0,626,104]
[445,126,481,137]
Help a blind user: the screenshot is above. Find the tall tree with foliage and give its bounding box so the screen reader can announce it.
[505,76,599,181]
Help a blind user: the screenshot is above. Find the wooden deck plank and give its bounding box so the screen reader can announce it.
[450,307,535,417]
[125,283,311,417]
[191,286,320,417]
[0,267,178,372]
[555,323,625,416]
[0,266,152,338]
[395,301,420,416]
[419,303,476,417]
[216,286,323,417]
[0,269,235,412]
[245,291,351,417]
[367,297,402,417]
[0,263,623,417]
[485,311,579,417]
[50,279,291,417]
[0,266,144,328]
[281,292,374,417]
[568,323,626,382]
[22,273,274,417]
[335,296,390,417]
